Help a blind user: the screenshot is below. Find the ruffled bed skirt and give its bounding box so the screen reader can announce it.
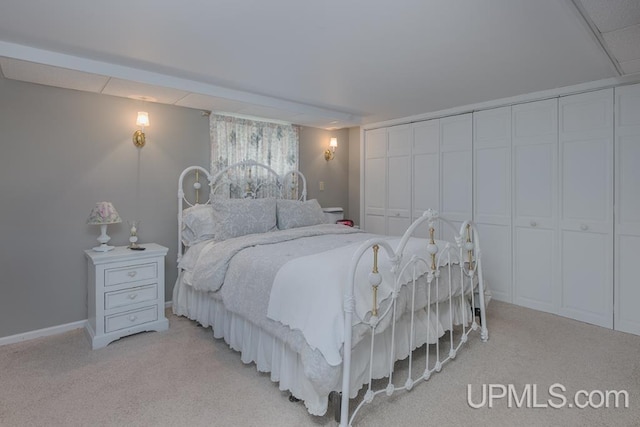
[172,275,474,416]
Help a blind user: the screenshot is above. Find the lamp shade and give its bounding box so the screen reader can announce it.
[329,137,338,148]
[136,111,150,127]
[87,202,122,225]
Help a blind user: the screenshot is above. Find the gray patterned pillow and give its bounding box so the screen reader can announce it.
[277,199,326,230]
[181,204,216,246]
[211,197,277,240]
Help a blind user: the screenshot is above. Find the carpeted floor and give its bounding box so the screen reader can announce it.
[1,301,638,426]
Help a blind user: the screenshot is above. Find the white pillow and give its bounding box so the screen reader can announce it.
[276,199,326,230]
[211,197,277,241]
[181,204,216,246]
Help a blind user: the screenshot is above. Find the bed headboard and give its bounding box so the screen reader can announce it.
[177,160,307,262]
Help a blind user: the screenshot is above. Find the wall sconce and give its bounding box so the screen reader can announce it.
[133,111,150,148]
[324,137,337,161]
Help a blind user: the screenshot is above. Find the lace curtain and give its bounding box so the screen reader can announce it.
[210,114,300,198]
[210,114,299,175]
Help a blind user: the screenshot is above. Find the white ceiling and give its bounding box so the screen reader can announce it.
[0,0,637,129]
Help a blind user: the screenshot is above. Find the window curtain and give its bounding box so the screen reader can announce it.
[210,114,299,176]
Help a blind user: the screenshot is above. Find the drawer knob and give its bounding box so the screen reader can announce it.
[530,221,537,227]
[580,224,589,231]
[128,293,138,300]
[128,315,138,322]
[127,271,137,278]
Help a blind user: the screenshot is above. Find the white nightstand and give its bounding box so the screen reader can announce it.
[85,243,169,349]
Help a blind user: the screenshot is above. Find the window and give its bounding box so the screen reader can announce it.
[210,114,299,177]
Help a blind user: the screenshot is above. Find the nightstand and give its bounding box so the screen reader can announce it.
[85,243,169,349]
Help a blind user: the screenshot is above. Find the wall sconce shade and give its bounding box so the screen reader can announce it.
[325,137,338,161]
[133,111,149,148]
[136,112,150,127]
[87,201,122,252]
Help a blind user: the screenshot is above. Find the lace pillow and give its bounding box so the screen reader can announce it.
[277,199,326,230]
[181,204,216,246]
[211,197,277,241]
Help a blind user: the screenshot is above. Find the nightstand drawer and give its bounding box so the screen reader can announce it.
[105,306,158,333]
[105,262,157,287]
[105,284,158,310]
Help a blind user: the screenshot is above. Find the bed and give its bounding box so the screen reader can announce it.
[172,160,489,426]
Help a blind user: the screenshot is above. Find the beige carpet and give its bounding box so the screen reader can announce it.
[1,301,639,426]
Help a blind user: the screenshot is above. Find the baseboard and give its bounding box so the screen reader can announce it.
[0,319,87,347]
[0,301,174,347]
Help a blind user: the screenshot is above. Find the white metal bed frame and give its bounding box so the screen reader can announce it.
[177,159,307,263]
[340,209,488,425]
[176,160,489,426]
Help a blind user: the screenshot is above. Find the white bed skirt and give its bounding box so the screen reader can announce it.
[172,275,473,416]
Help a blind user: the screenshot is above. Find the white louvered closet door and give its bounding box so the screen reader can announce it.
[615,83,640,335]
[440,113,473,242]
[512,99,559,314]
[364,128,386,235]
[558,89,614,329]
[387,125,412,236]
[473,106,512,303]
[412,119,440,238]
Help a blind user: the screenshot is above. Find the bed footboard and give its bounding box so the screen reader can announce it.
[340,209,488,426]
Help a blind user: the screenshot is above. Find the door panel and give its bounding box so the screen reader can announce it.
[365,214,385,235]
[364,157,386,217]
[513,226,555,312]
[440,114,472,223]
[615,83,640,334]
[559,89,613,328]
[512,99,559,313]
[474,107,512,301]
[365,128,386,159]
[413,153,439,218]
[387,156,411,218]
[441,150,472,221]
[476,223,512,302]
[560,230,612,328]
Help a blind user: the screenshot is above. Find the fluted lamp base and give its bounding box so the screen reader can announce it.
[93,224,115,252]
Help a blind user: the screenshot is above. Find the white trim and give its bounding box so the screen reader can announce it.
[0,41,359,125]
[0,302,174,347]
[0,320,87,347]
[363,74,640,130]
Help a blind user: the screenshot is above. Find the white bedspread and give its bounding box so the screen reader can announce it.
[187,224,363,293]
[267,236,433,366]
[176,225,476,415]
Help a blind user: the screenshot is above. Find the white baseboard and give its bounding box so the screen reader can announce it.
[0,319,87,347]
[0,301,174,347]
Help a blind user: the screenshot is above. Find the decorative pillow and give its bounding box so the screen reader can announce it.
[211,197,277,241]
[276,199,326,230]
[181,204,216,246]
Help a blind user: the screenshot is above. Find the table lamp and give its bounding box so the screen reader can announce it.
[87,201,122,252]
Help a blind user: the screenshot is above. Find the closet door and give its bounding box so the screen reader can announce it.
[474,106,512,302]
[412,119,440,238]
[558,89,613,328]
[387,124,412,236]
[363,128,386,234]
[440,113,473,241]
[512,99,559,314]
[615,83,640,334]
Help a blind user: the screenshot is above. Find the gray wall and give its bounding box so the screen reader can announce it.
[298,126,351,217]
[347,126,361,225]
[0,76,354,339]
[0,76,210,338]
